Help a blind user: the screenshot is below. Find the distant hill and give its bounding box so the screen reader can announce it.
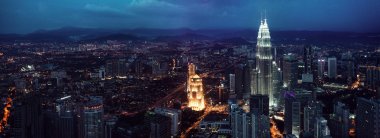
[154,33,213,42]
[0,27,379,45]
[88,33,141,42]
[215,37,251,45]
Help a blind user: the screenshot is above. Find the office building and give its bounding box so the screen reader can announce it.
[329,102,349,138]
[83,96,104,138]
[229,74,236,96]
[314,117,331,138]
[249,94,269,116]
[317,58,326,79]
[283,53,298,89]
[150,114,171,138]
[255,18,274,105]
[365,66,380,90]
[154,107,181,136]
[187,63,205,111]
[230,104,269,138]
[303,101,323,135]
[327,57,337,78]
[284,92,312,137]
[356,97,380,138]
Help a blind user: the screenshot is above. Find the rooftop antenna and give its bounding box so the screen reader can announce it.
[264,9,267,19]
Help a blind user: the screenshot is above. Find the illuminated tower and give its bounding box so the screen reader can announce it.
[187,63,205,111]
[255,18,274,106]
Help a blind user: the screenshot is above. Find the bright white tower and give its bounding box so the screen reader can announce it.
[255,18,274,106]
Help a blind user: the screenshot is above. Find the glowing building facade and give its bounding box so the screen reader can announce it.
[187,63,205,111]
[255,18,274,106]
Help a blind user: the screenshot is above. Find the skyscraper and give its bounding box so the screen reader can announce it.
[329,102,349,138]
[317,58,326,79]
[255,18,274,106]
[230,104,270,138]
[283,53,298,89]
[83,96,104,138]
[314,117,331,138]
[356,97,380,138]
[154,107,181,136]
[229,74,236,96]
[303,101,323,135]
[150,114,171,138]
[284,92,312,137]
[249,94,269,116]
[327,57,337,79]
[303,46,314,74]
[187,63,205,111]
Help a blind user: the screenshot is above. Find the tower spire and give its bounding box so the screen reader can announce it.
[264,9,267,24]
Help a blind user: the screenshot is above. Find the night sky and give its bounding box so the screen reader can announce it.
[1,0,380,34]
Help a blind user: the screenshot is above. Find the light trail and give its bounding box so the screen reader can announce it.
[270,117,283,138]
[180,105,227,138]
[180,106,212,138]
[0,87,15,133]
[349,119,355,137]
[121,82,186,117]
[351,76,360,89]
[0,97,12,133]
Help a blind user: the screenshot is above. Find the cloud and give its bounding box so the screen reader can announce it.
[83,4,133,18]
[1,0,380,33]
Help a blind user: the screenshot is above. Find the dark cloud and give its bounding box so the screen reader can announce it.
[0,0,380,33]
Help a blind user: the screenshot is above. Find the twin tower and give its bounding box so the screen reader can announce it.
[186,18,275,110]
[254,18,274,106]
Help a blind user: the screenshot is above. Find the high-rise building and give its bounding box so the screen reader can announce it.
[329,102,349,138]
[58,111,75,138]
[303,46,314,75]
[187,63,205,111]
[356,97,380,138]
[229,74,236,96]
[249,94,269,116]
[327,57,337,79]
[234,65,244,99]
[284,92,312,137]
[83,96,104,138]
[365,66,380,90]
[99,66,105,80]
[283,53,298,89]
[314,117,331,138]
[255,18,274,106]
[154,107,181,136]
[230,104,270,138]
[150,114,171,138]
[317,58,326,79]
[272,61,282,106]
[104,116,117,138]
[105,59,129,78]
[9,94,43,138]
[230,105,256,138]
[233,64,252,99]
[303,101,323,135]
[341,52,354,84]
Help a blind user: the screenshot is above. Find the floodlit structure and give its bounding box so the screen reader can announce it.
[254,18,274,106]
[187,63,205,111]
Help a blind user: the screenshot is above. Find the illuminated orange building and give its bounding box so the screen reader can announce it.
[187,63,205,111]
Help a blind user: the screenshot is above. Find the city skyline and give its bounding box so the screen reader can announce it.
[1,0,380,34]
[0,1,380,138]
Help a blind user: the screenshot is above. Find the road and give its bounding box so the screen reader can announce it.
[121,82,186,116]
[180,104,228,138]
[270,117,283,138]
